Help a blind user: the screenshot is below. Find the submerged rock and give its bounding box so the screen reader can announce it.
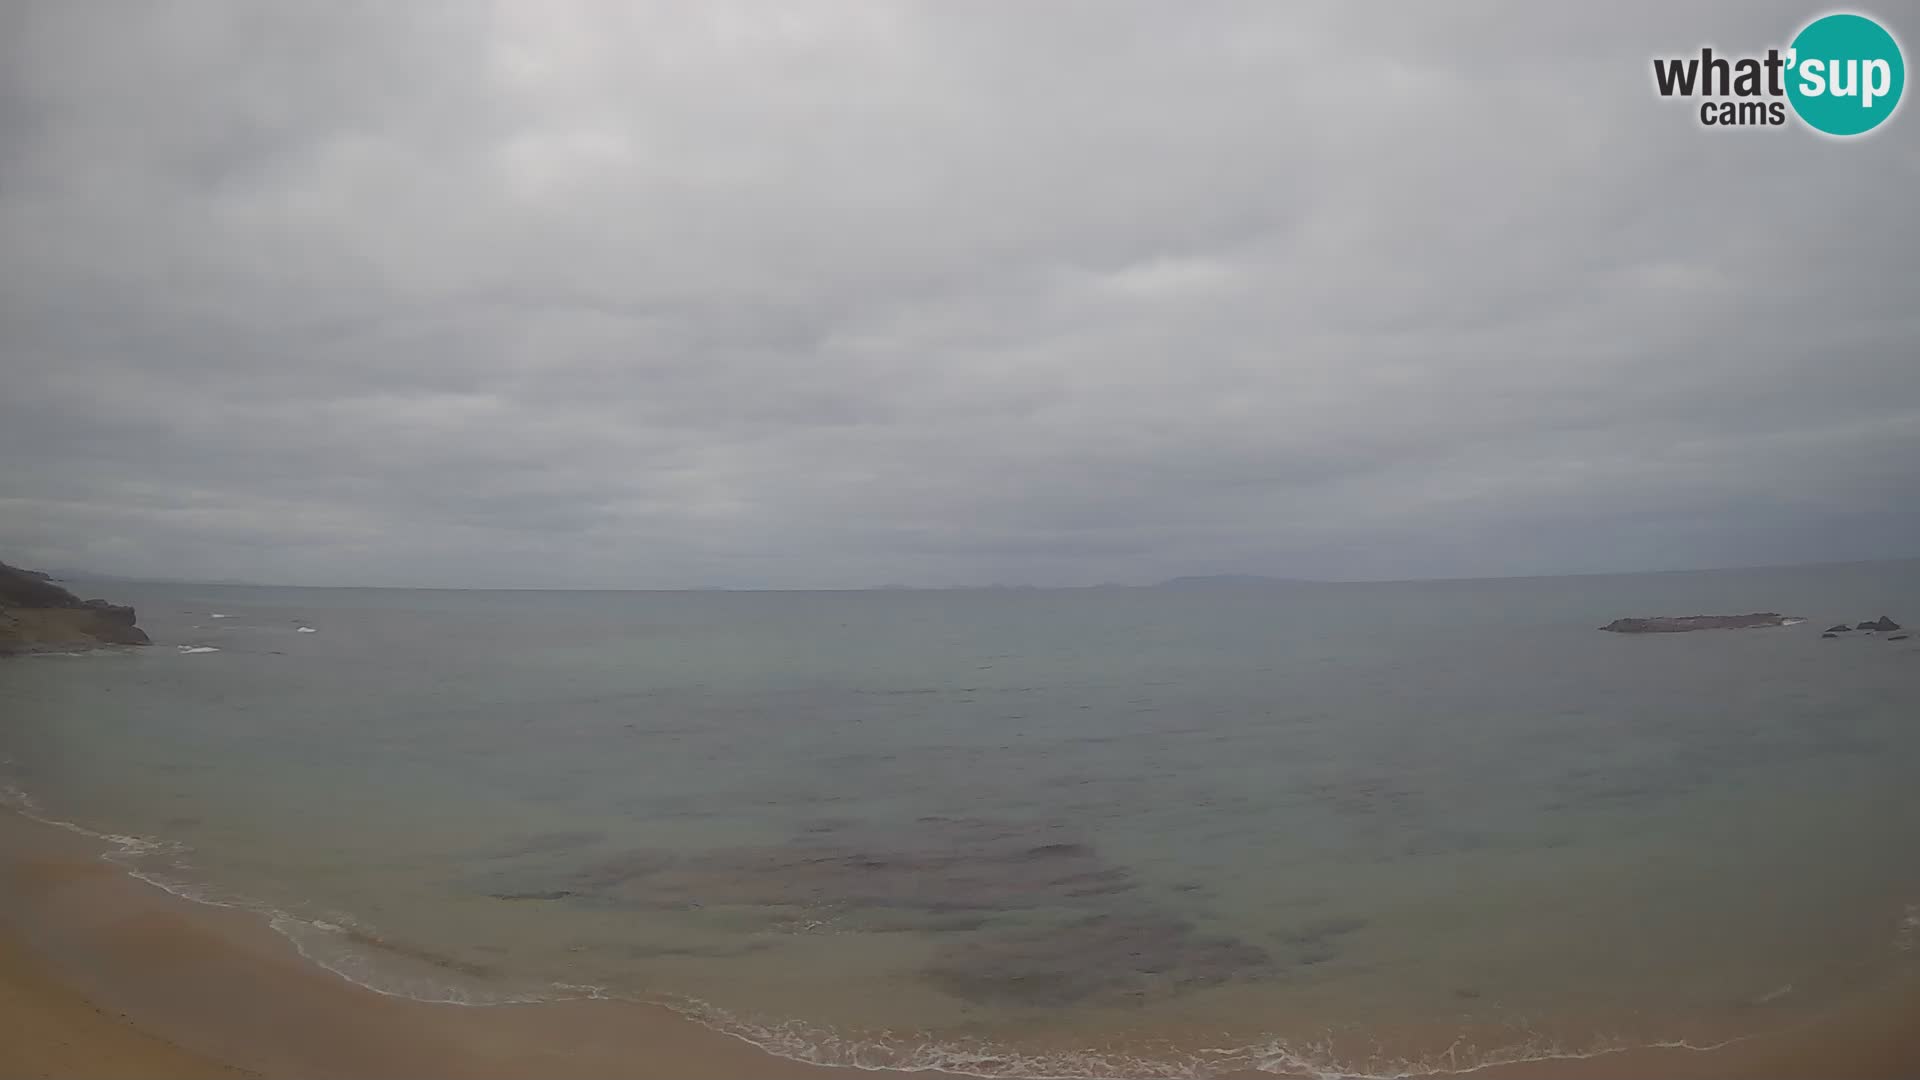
[1825,624,1852,634]
[1823,632,1839,639]
[1890,634,1910,642]
[465,815,1277,1008]
[465,817,1144,920]
[551,827,1136,914]
[924,912,1272,1007]
[1599,613,1796,633]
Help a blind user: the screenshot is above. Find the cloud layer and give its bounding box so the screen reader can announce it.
[3,2,1916,587]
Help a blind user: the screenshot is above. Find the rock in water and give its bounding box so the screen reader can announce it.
[1823,632,1839,639]
[1890,634,1910,642]
[1825,624,1852,633]
[1599,613,1796,633]
[1868,616,1902,632]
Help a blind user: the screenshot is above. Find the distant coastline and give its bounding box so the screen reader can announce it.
[26,555,1916,594]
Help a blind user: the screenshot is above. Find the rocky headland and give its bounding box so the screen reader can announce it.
[1597,611,1911,641]
[1599,613,1798,633]
[0,561,150,655]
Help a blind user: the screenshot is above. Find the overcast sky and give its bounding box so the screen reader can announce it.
[2,2,1916,588]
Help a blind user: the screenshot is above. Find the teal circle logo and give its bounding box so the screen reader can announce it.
[1786,13,1905,135]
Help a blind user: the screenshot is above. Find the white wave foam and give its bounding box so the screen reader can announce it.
[177,645,221,654]
[209,613,229,618]
[265,915,566,1007]
[2,784,181,864]
[296,626,317,634]
[660,998,1745,1080]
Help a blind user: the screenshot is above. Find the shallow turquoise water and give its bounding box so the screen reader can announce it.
[5,563,1920,1077]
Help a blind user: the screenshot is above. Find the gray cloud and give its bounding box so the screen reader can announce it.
[2,1,1917,587]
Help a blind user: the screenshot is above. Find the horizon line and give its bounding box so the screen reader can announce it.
[40,554,1919,594]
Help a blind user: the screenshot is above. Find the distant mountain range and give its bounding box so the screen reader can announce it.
[41,568,265,587]
[25,567,1319,591]
[1151,574,1316,589]
[878,576,1317,590]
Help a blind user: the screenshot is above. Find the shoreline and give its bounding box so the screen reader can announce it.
[0,811,879,1080]
[4,808,1920,1079]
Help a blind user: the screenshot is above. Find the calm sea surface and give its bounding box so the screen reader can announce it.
[5,563,1920,1077]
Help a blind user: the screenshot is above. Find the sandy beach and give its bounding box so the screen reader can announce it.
[0,812,862,1080]
[5,805,1920,1080]
[0,921,252,1080]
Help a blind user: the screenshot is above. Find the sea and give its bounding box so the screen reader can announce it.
[4,561,1919,1079]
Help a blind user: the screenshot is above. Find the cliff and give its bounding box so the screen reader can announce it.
[0,561,151,655]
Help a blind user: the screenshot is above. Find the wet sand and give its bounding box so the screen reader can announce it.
[4,808,1918,1080]
[0,925,254,1080]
